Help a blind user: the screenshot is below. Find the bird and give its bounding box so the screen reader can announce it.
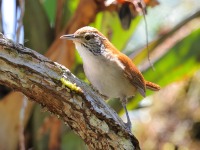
[60,26,160,130]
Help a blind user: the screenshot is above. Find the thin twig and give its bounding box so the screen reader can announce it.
[139,0,155,70]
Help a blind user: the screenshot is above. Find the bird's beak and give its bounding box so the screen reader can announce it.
[60,34,76,40]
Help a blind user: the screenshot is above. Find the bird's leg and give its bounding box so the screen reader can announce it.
[122,97,132,131]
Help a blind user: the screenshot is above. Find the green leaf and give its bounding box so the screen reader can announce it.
[42,0,56,25]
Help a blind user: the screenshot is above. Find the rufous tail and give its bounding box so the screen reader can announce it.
[145,81,160,91]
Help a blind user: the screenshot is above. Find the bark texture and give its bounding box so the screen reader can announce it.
[0,35,140,149]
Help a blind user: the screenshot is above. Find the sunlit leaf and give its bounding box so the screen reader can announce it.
[131,10,200,66]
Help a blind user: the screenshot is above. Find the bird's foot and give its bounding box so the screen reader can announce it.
[124,121,132,132]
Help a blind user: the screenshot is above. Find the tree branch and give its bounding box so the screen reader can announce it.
[0,34,140,150]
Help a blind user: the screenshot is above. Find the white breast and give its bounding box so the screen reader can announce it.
[75,42,136,99]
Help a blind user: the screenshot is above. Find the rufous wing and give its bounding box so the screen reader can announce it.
[118,53,146,97]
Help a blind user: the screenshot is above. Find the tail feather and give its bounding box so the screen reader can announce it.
[145,81,160,91]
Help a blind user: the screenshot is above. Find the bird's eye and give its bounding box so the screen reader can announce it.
[85,35,91,41]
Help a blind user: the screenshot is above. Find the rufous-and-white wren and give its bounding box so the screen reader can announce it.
[60,26,160,130]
